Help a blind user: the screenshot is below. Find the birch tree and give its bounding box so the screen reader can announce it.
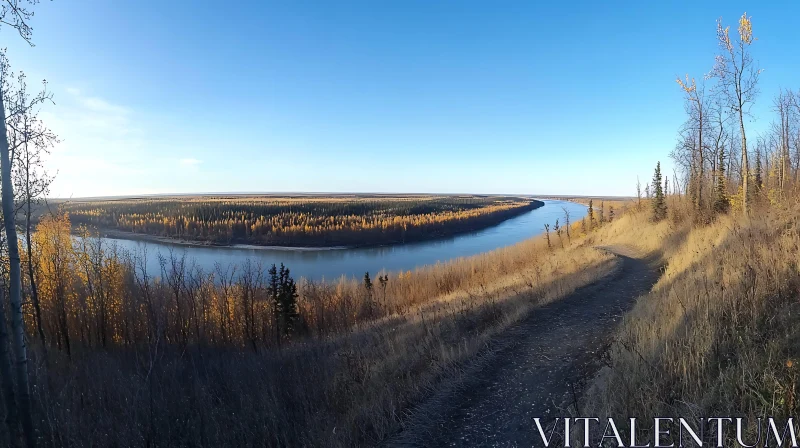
[0,2,51,446]
[7,69,56,350]
[676,75,707,210]
[712,12,761,214]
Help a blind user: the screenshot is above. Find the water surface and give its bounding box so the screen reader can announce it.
[101,200,587,281]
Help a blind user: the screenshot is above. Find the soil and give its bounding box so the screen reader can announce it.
[388,246,661,447]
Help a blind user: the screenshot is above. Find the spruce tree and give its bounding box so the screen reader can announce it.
[651,162,667,221]
[754,149,763,195]
[363,272,373,293]
[587,200,594,229]
[713,146,730,214]
[269,263,299,342]
[268,264,281,344]
[278,264,298,338]
[598,201,604,223]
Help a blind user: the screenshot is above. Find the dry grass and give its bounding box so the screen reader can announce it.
[582,196,800,443]
[22,208,620,447]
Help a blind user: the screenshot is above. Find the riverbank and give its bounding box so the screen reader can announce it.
[96,229,351,251]
[73,200,584,281]
[63,196,544,250]
[88,199,545,251]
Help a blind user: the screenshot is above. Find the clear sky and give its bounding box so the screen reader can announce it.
[4,0,800,198]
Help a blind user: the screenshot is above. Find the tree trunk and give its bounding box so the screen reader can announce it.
[0,88,36,448]
[24,180,45,350]
[697,110,704,210]
[739,111,748,214]
[0,287,21,447]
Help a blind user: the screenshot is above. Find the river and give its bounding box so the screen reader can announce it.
[98,199,587,281]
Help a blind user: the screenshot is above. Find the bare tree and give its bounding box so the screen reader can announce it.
[636,177,642,210]
[7,70,56,350]
[676,75,708,210]
[712,12,761,214]
[561,207,571,243]
[543,223,551,250]
[553,219,563,249]
[773,89,795,192]
[1,2,49,445]
[708,94,729,204]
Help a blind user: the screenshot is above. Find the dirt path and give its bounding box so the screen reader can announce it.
[388,246,660,447]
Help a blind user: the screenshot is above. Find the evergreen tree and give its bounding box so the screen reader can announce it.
[754,148,763,195]
[363,272,373,295]
[598,201,605,223]
[363,271,375,315]
[652,162,667,221]
[278,264,299,338]
[268,264,281,344]
[587,200,594,229]
[713,146,730,214]
[609,206,615,222]
[269,263,299,342]
[378,274,389,307]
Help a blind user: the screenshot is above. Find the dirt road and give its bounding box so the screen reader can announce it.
[389,246,660,447]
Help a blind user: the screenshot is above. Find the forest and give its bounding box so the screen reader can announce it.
[61,195,543,247]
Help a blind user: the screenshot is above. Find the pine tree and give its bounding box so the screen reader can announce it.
[652,162,667,221]
[587,200,594,229]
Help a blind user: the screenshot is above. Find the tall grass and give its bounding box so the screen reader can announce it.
[583,196,800,443]
[21,215,618,447]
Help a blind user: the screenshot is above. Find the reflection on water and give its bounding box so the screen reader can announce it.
[100,200,587,281]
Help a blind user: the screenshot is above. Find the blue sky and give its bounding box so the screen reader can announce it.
[4,0,799,197]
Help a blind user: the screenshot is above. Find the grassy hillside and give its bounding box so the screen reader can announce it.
[580,196,800,443]
[24,202,611,447]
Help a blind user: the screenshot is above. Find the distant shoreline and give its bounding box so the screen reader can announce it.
[98,229,352,251]
[91,199,547,251]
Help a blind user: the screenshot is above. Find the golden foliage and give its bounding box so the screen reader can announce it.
[739,12,753,44]
[675,74,696,94]
[63,196,539,247]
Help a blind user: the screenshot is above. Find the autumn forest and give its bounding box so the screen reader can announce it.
[62,195,543,247]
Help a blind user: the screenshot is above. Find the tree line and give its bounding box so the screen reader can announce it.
[63,196,543,247]
[664,12,800,222]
